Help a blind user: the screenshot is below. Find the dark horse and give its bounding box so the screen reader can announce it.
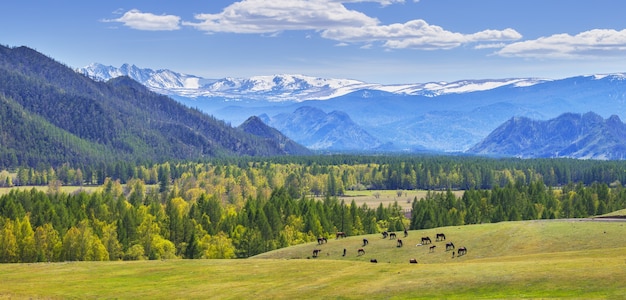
[396,239,403,247]
[409,258,418,264]
[317,237,327,245]
[436,233,446,241]
[370,258,378,263]
[381,231,388,239]
[445,242,455,251]
[457,247,467,256]
[389,232,397,239]
[357,248,365,256]
[429,245,436,253]
[362,238,369,246]
[421,236,432,244]
[312,249,322,258]
[336,232,347,239]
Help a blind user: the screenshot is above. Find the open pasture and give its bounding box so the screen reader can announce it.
[0,219,625,299]
[334,189,465,210]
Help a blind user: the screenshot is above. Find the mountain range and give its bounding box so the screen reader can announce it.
[78,63,626,157]
[0,45,309,168]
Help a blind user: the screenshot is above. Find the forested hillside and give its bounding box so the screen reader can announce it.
[0,45,299,169]
[1,156,626,262]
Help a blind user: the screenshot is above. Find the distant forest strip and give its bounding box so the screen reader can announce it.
[1,155,626,262]
[3,155,626,190]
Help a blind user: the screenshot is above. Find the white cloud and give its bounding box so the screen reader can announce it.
[322,20,521,50]
[183,0,378,34]
[104,9,180,31]
[182,0,520,50]
[496,29,626,59]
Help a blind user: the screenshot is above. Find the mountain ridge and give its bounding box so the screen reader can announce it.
[0,45,300,168]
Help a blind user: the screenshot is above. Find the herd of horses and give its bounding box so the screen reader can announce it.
[311,230,468,263]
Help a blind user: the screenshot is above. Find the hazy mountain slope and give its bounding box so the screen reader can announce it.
[467,112,626,160]
[260,106,383,151]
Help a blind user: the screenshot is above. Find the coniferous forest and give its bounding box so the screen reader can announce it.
[1,155,626,263]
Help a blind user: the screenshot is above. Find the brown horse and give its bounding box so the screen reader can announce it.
[389,232,397,239]
[421,237,432,244]
[317,237,327,245]
[370,258,378,263]
[457,247,467,256]
[445,242,455,251]
[362,238,369,246]
[381,231,388,239]
[357,248,365,256]
[336,232,347,239]
[429,245,436,253]
[436,233,446,241]
[409,258,418,264]
[396,239,403,247]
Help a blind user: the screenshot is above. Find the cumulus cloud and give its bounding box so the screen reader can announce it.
[322,20,521,50]
[496,29,626,59]
[181,0,520,50]
[183,0,378,34]
[104,9,180,31]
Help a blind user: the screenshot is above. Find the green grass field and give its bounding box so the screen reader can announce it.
[0,219,625,299]
[326,189,465,210]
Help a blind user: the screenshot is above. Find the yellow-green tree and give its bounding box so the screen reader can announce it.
[0,219,18,262]
[34,223,61,262]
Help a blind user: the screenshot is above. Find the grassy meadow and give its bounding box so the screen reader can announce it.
[1,219,625,299]
[331,189,465,211]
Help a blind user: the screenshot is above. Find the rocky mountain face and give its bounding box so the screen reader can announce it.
[467,112,626,160]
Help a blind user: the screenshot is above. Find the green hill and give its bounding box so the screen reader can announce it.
[252,218,626,264]
[1,219,624,299]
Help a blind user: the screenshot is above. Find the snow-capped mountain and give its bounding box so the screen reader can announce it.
[77,63,548,101]
[77,63,626,157]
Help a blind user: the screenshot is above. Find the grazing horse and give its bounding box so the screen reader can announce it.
[357,248,365,256]
[404,229,408,237]
[342,248,347,257]
[436,233,446,241]
[429,245,436,253]
[317,237,327,245]
[396,239,403,247]
[409,258,418,264]
[445,242,455,251]
[312,249,322,258]
[370,259,378,263]
[457,247,467,256]
[381,231,388,239]
[336,232,347,239]
[362,238,369,246]
[389,232,397,239]
[421,237,432,244]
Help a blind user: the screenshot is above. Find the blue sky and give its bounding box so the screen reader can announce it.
[3,0,626,83]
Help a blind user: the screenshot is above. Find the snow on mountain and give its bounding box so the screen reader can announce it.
[77,63,550,102]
